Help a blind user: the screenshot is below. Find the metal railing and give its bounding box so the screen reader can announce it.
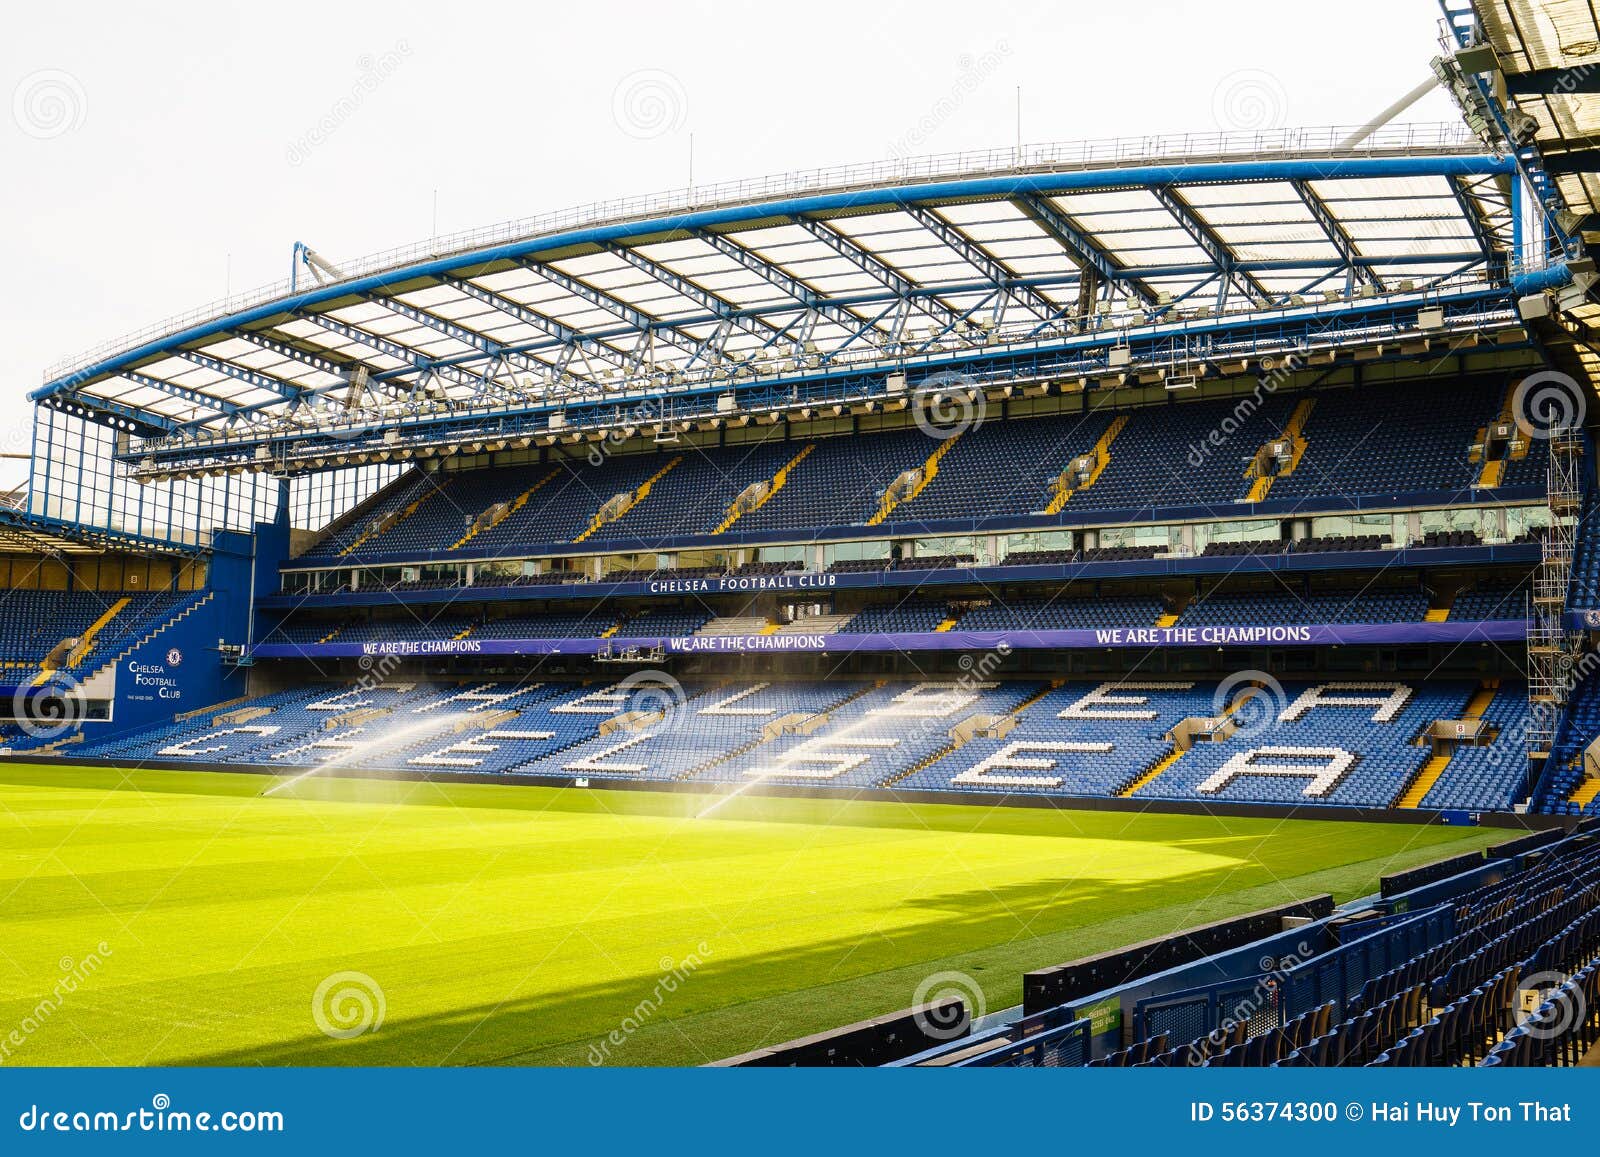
[42,121,1480,384]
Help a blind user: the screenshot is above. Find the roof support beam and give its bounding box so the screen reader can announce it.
[606,243,783,357]
[44,390,180,434]
[791,217,964,330]
[227,329,358,380]
[1151,185,1275,305]
[378,296,547,377]
[1539,148,1600,176]
[692,228,877,352]
[119,369,244,418]
[510,260,717,368]
[190,329,412,430]
[1504,67,1600,96]
[445,278,581,346]
[291,310,479,390]
[1011,194,1155,311]
[1291,179,1382,292]
[905,202,1063,325]
[1446,175,1502,267]
[444,277,630,379]
[180,350,301,401]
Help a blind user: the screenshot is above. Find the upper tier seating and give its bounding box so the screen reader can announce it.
[583,440,800,547]
[1061,393,1294,512]
[885,410,1116,521]
[1179,588,1429,625]
[1269,380,1515,501]
[300,471,434,560]
[957,595,1164,631]
[1449,580,1528,621]
[1538,676,1600,816]
[303,377,1535,561]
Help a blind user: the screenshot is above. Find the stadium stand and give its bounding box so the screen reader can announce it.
[1449,579,1528,621]
[1568,491,1600,613]
[880,410,1115,521]
[956,596,1166,630]
[839,603,953,634]
[892,832,1600,1069]
[23,21,1600,1074]
[1535,675,1600,817]
[0,589,208,683]
[79,675,1544,817]
[1178,588,1431,625]
[1269,380,1533,502]
[897,681,1213,797]
[294,376,1544,563]
[1136,681,1473,808]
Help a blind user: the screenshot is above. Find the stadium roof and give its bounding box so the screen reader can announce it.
[0,505,196,558]
[1463,0,1600,216]
[28,123,1537,475]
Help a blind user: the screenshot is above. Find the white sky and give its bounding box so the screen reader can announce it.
[0,0,1462,490]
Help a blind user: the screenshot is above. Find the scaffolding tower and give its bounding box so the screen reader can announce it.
[1528,425,1584,768]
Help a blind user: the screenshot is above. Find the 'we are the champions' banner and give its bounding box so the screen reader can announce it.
[251,620,1526,659]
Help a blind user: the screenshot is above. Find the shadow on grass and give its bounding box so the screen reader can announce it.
[147,854,1306,1067]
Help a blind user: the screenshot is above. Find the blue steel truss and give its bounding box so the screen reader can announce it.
[25,150,1569,481]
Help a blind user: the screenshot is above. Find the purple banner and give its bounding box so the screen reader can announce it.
[250,619,1526,659]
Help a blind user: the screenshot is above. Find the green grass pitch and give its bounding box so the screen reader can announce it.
[0,764,1502,1066]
